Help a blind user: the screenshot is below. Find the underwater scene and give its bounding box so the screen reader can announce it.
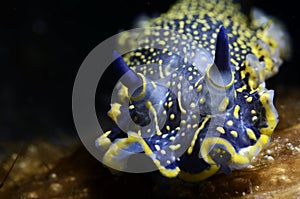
[1,0,300,198]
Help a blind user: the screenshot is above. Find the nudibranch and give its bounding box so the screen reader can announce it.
[96,0,291,182]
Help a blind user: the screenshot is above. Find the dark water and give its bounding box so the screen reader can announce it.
[1,0,299,143]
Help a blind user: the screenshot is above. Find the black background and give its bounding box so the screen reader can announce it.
[1,0,299,142]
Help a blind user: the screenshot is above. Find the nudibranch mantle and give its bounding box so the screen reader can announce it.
[95,0,291,182]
